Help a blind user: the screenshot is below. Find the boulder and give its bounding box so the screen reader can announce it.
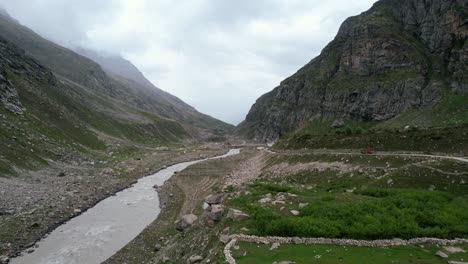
[290,210,300,216]
[0,255,9,264]
[270,242,281,250]
[227,208,249,221]
[187,255,203,264]
[219,234,230,244]
[444,246,465,254]
[154,243,162,252]
[330,119,344,128]
[205,193,226,205]
[177,214,198,231]
[435,251,448,258]
[207,204,224,221]
[259,197,272,204]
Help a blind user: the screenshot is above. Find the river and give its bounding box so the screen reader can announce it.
[11,149,241,264]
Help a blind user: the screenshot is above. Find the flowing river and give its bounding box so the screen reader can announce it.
[11,149,241,264]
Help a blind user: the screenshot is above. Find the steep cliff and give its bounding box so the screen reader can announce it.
[237,0,468,142]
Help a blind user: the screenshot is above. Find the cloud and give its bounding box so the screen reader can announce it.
[0,0,377,124]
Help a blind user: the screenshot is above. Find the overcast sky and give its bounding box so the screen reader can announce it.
[0,0,377,125]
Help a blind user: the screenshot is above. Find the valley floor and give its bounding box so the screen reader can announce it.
[0,143,228,261]
[103,146,468,263]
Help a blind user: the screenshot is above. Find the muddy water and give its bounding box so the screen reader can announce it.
[11,149,241,264]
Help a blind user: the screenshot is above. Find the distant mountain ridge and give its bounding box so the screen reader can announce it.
[237,0,467,142]
[74,48,155,88]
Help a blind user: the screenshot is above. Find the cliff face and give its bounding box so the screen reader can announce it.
[237,0,467,142]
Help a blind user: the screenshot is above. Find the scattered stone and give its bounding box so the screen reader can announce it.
[101,168,114,175]
[0,255,9,264]
[299,203,309,208]
[435,251,448,258]
[154,244,162,252]
[259,197,272,204]
[73,209,82,214]
[156,146,170,151]
[205,193,226,205]
[220,234,230,244]
[273,261,296,264]
[57,171,66,177]
[29,222,39,228]
[290,210,300,216]
[187,255,203,264]
[292,237,302,244]
[26,248,34,254]
[207,204,224,221]
[227,208,249,221]
[444,246,465,254]
[177,214,198,231]
[448,261,468,264]
[270,242,281,250]
[386,179,393,185]
[272,200,285,205]
[330,119,344,128]
[240,227,249,232]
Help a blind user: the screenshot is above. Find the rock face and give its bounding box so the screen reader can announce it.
[237,0,468,142]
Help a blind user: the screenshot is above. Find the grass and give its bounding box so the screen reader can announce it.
[226,150,468,240]
[233,242,468,264]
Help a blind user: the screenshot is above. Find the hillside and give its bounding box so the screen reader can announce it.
[0,11,230,175]
[237,0,468,143]
[75,48,233,131]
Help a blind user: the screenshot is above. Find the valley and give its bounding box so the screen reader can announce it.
[0,0,467,263]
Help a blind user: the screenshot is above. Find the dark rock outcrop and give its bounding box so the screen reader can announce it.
[237,0,467,142]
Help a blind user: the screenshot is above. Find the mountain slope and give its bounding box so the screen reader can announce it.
[75,48,233,131]
[0,10,229,175]
[237,0,467,142]
[0,11,232,132]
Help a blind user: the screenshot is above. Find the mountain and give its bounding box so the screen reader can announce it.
[237,0,468,142]
[0,9,230,175]
[75,48,233,131]
[74,48,155,89]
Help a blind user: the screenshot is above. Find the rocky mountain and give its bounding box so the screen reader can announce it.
[0,10,230,175]
[237,0,468,142]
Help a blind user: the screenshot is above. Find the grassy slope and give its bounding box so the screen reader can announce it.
[0,14,232,133]
[224,151,468,262]
[233,242,468,264]
[0,37,188,176]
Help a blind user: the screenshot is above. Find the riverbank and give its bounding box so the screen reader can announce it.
[0,143,228,261]
[105,147,260,264]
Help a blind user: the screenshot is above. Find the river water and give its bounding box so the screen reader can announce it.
[11,149,241,264]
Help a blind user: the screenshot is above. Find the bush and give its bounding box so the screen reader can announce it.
[249,189,468,239]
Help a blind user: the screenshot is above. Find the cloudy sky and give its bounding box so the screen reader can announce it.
[0,0,377,125]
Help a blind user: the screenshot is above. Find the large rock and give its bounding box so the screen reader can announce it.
[0,255,9,264]
[207,204,224,221]
[435,251,448,258]
[177,214,198,231]
[187,255,203,264]
[227,208,250,221]
[205,193,226,205]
